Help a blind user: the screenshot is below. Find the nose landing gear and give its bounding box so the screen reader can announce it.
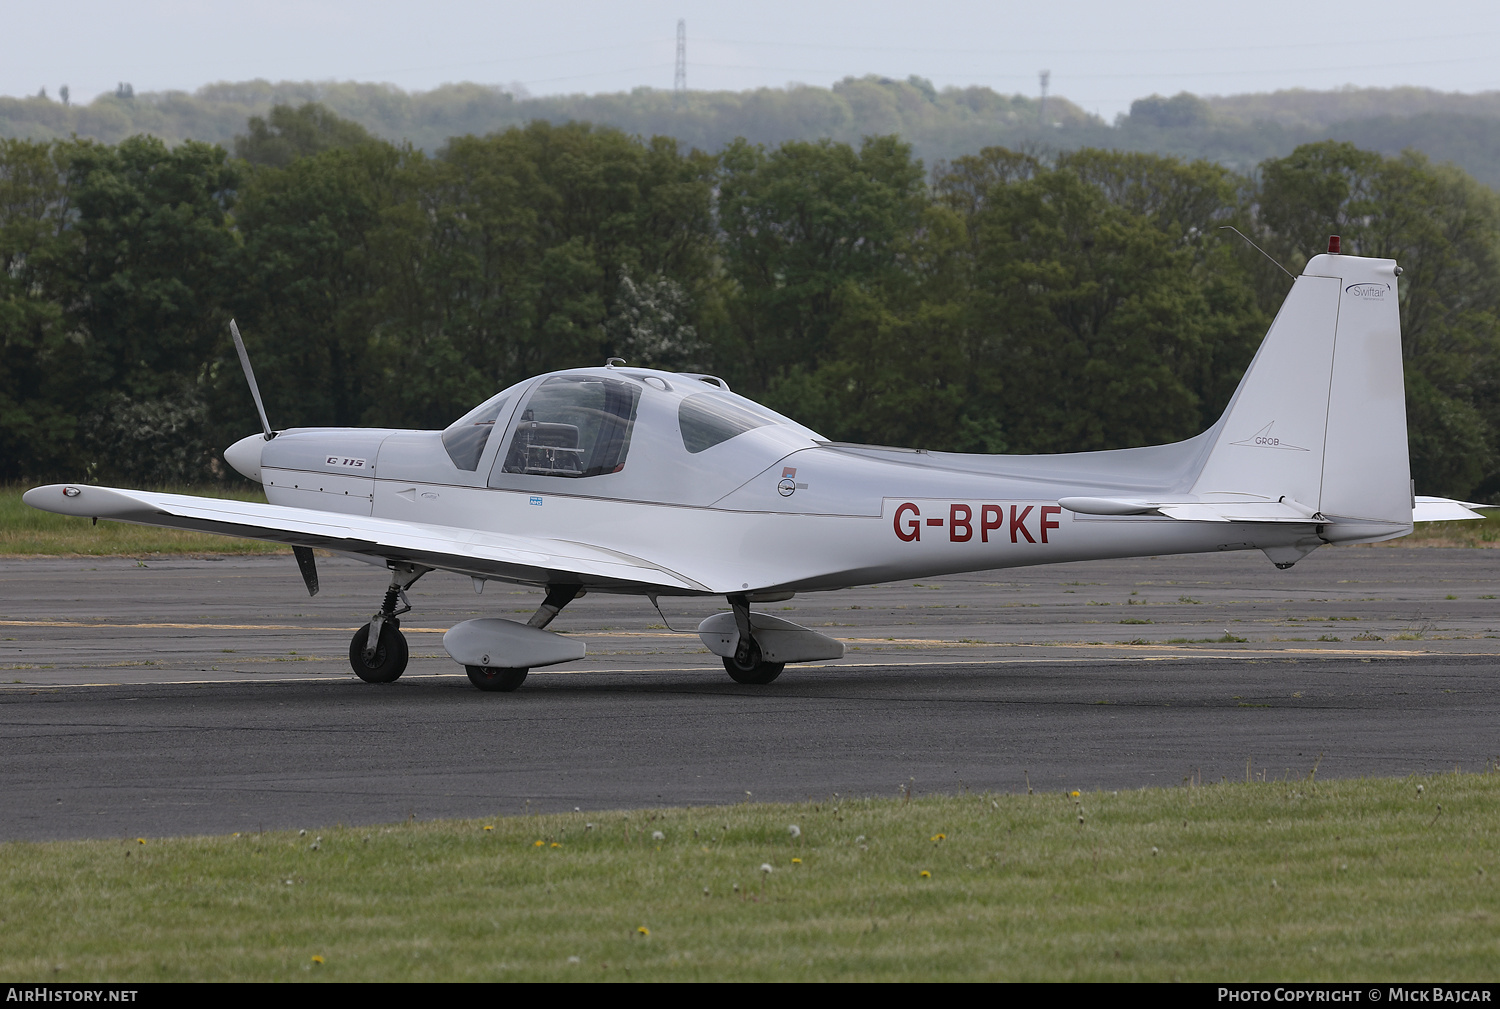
[349,563,429,683]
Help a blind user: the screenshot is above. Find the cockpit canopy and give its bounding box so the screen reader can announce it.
[438,368,822,505]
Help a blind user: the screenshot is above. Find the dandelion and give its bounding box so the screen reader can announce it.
[930,833,946,842]
[533,840,544,848]
[483,825,494,831]
[637,926,650,937]
[791,857,802,865]
[920,870,931,878]
[136,839,145,845]
[311,955,325,965]
[788,824,801,839]
[551,842,561,848]
[1070,790,1080,798]
[652,830,665,841]
[760,863,773,874]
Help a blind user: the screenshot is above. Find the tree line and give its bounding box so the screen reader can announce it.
[2,103,1498,499]
[9,80,1500,189]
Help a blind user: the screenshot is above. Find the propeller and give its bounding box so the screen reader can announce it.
[229,319,274,440]
[228,320,310,593]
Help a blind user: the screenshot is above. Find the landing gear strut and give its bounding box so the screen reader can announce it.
[349,563,429,683]
[464,584,582,692]
[721,593,785,685]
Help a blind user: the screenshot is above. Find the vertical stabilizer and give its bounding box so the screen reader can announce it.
[1190,253,1409,525]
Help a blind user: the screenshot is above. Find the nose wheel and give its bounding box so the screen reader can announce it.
[350,621,409,683]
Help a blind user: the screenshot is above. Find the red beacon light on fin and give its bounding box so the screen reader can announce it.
[1328,235,1341,254]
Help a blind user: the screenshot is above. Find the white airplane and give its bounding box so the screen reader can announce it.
[24,243,1489,691]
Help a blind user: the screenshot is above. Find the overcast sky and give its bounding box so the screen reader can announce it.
[7,0,1499,120]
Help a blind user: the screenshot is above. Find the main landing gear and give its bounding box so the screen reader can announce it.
[722,593,785,685]
[349,563,429,683]
[464,584,582,692]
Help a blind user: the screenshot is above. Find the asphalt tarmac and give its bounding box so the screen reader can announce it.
[3,546,1498,841]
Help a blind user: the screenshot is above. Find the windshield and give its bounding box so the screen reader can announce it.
[441,394,510,471]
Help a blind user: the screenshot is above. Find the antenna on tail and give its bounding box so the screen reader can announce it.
[1218,226,1296,281]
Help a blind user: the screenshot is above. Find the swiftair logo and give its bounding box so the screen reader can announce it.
[1346,282,1391,300]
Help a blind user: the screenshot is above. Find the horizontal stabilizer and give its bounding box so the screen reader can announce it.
[1059,495,1322,524]
[1413,495,1493,523]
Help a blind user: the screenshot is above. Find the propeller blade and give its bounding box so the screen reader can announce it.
[229,319,274,439]
[292,546,320,597]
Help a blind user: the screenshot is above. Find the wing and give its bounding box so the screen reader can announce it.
[22,484,709,594]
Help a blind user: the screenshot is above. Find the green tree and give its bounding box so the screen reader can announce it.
[235,102,377,168]
[1258,141,1500,496]
[0,139,80,479]
[229,137,412,431]
[58,136,238,482]
[375,122,718,427]
[716,135,927,394]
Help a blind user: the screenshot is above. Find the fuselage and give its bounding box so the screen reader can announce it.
[233,365,1405,597]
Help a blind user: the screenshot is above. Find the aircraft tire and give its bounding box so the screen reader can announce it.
[349,623,408,683]
[722,641,785,685]
[466,665,529,692]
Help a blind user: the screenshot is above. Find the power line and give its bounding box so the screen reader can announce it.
[693,28,1500,59]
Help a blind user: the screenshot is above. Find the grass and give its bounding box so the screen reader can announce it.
[1392,511,1500,548]
[3,775,1499,981]
[0,483,286,556]
[1164,633,1249,644]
